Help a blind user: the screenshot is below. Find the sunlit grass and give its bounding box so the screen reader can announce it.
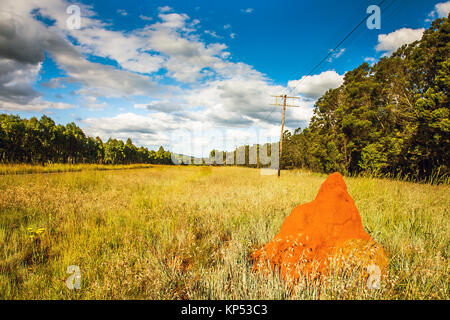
[0,163,153,175]
[0,165,448,299]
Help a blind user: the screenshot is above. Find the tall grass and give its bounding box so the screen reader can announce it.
[0,165,448,299]
[0,163,153,175]
[351,167,450,185]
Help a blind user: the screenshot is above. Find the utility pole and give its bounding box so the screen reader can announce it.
[271,95,301,177]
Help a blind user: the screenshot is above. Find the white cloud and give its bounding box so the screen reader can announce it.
[117,9,128,16]
[137,15,236,82]
[183,74,314,128]
[436,1,450,17]
[204,30,221,38]
[241,8,254,14]
[81,95,107,110]
[72,27,165,74]
[287,70,345,99]
[364,57,377,66]
[48,41,163,98]
[155,12,189,29]
[0,96,75,112]
[224,24,231,29]
[375,28,425,55]
[84,112,172,136]
[327,48,346,62]
[0,58,41,105]
[158,6,173,13]
[0,0,260,103]
[429,1,450,19]
[139,15,153,21]
[0,0,167,108]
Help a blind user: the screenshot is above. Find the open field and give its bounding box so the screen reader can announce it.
[0,165,448,299]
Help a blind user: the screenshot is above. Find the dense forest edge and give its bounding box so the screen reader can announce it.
[0,16,448,183]
[0,114,172,165]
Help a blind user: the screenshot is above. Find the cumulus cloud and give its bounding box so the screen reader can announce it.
[0,0,261,106]
[184,78,275,124]
[0,58,41,105]
[0,0,167,109]
[55,52,163,98]
[158,6,173,13]
[375,28,425,55]
[0,12,47,65]
[71,27,165,74]
[0,58,74,111]
[84,113,161,136]
[435,1,450,17]
[429,1,450,19]
[287,70,345,99]
[0,8,77,110]
[137,17,234,82]
[180,74,315,130]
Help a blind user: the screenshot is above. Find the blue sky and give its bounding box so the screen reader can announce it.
[0,0,449,156]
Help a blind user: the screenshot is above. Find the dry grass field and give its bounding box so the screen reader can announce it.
[0,165,448,299]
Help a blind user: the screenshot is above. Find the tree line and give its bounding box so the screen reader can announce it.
[0,114,172,165]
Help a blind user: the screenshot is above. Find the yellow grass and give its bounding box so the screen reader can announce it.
[0,163,153,175]
[0,165,448,299]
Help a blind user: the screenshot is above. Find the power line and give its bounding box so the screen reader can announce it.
[261,0,393,128]
[329,0,397,60]
[286,0,388,96]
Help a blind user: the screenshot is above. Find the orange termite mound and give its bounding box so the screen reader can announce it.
[252,172,388,283]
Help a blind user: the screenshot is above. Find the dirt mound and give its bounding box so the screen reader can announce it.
[252,172,388,283]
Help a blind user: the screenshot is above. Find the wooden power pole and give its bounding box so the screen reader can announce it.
[271,95,301,177]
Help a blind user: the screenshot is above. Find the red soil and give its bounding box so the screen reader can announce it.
[252,172,388,282]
